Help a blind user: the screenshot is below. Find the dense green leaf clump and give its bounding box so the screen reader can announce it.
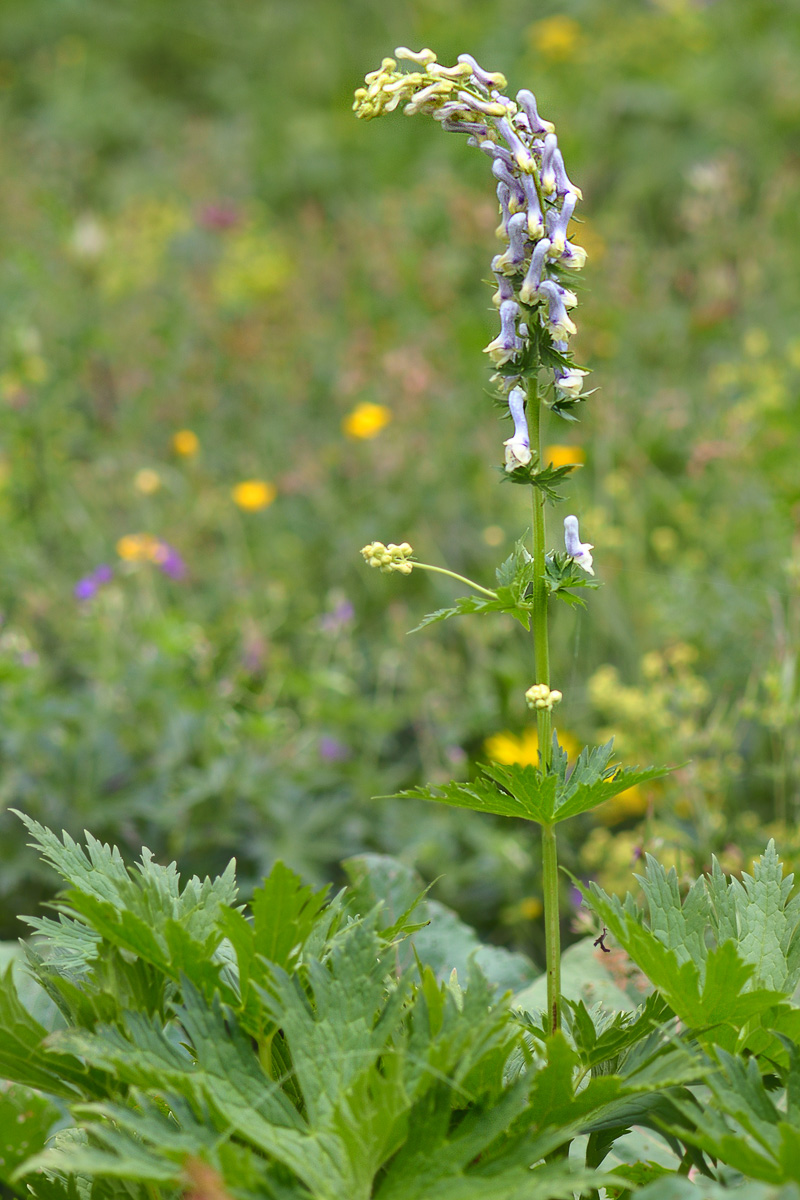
[5,819,800,1199]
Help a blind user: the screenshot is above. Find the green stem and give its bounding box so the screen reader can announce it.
[412,561,498,599]
[529,382,551,767]
[542,822,561,1036]
[528,375,561,1035]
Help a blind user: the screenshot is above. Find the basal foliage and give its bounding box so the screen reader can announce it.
[1,817,800,1198]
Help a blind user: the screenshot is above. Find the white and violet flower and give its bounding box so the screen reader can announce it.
[353,48,588,402]
[563,514,594,575]
[503,385,532,471]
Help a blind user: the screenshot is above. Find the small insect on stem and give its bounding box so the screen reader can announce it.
[593,927,611,954]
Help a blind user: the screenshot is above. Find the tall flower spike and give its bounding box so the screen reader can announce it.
[354,49,587,397]
[503,385,532,471]
[564,515,594,575]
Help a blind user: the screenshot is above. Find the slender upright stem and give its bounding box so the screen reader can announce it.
[541,822,561,1035]
[528,378,551,769]
[527,375,561,1034]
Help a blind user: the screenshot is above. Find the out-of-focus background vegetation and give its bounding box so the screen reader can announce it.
[1,0,799,959]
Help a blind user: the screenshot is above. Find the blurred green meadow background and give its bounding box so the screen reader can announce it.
[1,0,799,959]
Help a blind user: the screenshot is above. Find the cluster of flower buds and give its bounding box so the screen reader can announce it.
[354,47,588,411]
[525,683,563,711]
[361,541,414,574]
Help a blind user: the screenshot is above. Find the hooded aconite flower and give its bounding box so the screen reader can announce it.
[564,514,594,575]
[354,48,587,401]
[503,385,532,471]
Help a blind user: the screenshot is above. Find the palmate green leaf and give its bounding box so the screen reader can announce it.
[706,842,800,992]
[586,882,784,1035]
[15,811,239,949]
[659,1049,800,1187]
[0,1085,64,1194]
[396,739,671,827]
[0,966,105,1099]
[343,853,536,991]
[409,590,532,633]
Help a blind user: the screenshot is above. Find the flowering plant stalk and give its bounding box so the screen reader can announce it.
[355,48,670,1034]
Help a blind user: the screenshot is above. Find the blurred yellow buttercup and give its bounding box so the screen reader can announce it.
[116,533,162,562]
[544,444,586,469]
[343,402,392,439]
[172,429,199,456]
[232,480,277,511]
[527,15,583,61]
[484,727,581,767]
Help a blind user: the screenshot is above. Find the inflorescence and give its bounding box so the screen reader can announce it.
[354,48,588,415]
[361,541,415,574]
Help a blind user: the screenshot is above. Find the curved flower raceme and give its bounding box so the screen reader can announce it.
[354,49,588,402]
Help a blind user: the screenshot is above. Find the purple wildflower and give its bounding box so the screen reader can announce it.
[197,202,240,231]
[319,736,350,762]
[319,599,355,633]
[74,563,114,602]
[156,544,187,580]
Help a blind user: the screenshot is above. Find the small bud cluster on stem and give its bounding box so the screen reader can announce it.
[361,541,414,574]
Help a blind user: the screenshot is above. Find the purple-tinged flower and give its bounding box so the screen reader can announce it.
[538,281,577,341]
[484,300,523,366]
[490,158,526,210]
[319,599,355,633]
[564,514,594,575]
[197,202,240,231]
[519,238,551,304]
[478,139,515,170]
[503,385,532,471]
[74,563,114,602]
[561,241,587,271]
[546,191,577,259]
[491,262,516,307]
[515,89,555,137]
[319,735,351,762]
[74,577,99,601]
[494,212,529,273]
[456,52,507,90]
[554,364,589,398]
[154,543,187,580]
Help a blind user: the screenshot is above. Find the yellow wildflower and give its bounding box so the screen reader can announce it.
[172,429,199,457]
[544,444,586,469]
[232,480,277,512]
[343,402,392,440]
[116,533,162,563]
[134,468,162,495]
[518,897,543,920]
[484,727,581,766]
[527,15,583,61]
[596,784,649,827]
